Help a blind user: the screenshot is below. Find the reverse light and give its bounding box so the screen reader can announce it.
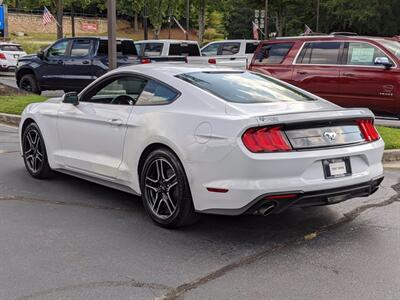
[357,119,380,142]
[242,126,292,153]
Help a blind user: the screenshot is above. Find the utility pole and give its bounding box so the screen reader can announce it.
[143,0,148,40]
[264,0,268,39]
[71,4,75,37]
[185,0,189,40]
[3,3,8,41]
[107,0,117,70]
[56,0,63,39]
[316,0,320,32]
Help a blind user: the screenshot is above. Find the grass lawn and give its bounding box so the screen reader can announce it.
[0,95,46,115]
[377,126,400,150]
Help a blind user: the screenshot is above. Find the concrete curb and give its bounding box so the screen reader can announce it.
[382,149,400,163]
[0,113,20,127]
[0,112,399,162]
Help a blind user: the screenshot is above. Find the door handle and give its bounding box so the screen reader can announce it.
[82,60,90,65]
[108,119,123,126]
[343,72,355,77]
[57,60,63,64]
[296,70,308,75]
[230,57,236,60]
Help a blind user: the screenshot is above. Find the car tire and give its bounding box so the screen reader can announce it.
[140,148,199,228]
[20,74,41,94]
[22,122,53,179]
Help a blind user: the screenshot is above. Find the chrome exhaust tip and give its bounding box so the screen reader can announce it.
[257,203,276,216]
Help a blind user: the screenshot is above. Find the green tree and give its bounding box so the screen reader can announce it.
[147,0,169,39]
[226,6,254,39]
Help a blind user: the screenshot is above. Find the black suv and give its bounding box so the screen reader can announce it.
[16,37,141,94]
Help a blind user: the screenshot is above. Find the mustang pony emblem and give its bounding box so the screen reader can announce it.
[324,131,337,142]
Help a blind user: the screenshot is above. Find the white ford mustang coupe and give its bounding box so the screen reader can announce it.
[19,64,384,228]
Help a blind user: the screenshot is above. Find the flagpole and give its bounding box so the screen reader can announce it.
[316,0,320,32]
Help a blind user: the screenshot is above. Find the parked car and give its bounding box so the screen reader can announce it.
[0,42,27,73]
[200,39,260,66]
[135,39,201,56]
[135,39,249,69]
[15,37,185,94]
[250,35,400,118]
[19,64,384,228]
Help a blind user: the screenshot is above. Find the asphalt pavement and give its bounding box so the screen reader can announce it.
[0,123,399,300]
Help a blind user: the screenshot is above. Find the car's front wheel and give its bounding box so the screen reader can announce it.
[22,122,53,179]
[140,148,199,228]
[19,74,41,94]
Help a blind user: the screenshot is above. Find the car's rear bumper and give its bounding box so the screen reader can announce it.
[0,64,17,72]
[242,175,384,215]
[187,139,384,214]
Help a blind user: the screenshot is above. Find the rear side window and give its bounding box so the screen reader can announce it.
[143,43,163,56]
[70,39,91,57]
[297,42,341,65]
[169,43,200,56]
[0,45,23,51]
[221,43,240,55]
[254,43,293,64]
[346,42,391,66]
[245,42,259,54]
[136,80,179,105]
[97,40,138,56]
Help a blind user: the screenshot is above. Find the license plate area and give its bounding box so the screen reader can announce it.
[322,157,352,179]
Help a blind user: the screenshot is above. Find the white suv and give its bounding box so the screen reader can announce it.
[0,43,27,72]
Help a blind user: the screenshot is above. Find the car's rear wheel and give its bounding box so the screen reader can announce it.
[22,122,52,179]
[140,148,199,228]
[20,74,40,94]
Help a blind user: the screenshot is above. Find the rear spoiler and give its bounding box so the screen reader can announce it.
[256,108,375,126]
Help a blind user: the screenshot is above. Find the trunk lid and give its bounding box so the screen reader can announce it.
[228,101,376,150]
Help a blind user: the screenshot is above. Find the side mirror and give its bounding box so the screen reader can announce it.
[37,50,45,60]
[62,92,79,105]
[374,57,394,69]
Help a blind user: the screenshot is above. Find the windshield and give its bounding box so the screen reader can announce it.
[176,71,315,103]
[377,39,400,58]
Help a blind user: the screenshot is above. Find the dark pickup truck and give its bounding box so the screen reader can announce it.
[16,37,185,94]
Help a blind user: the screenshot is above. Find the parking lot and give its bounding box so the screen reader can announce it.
[0,123,399,299]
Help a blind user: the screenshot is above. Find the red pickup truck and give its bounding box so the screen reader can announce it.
[250,35,400,118]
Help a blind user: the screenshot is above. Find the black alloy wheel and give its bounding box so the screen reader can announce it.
[140,148,199,228]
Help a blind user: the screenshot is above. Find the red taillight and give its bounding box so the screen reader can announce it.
[0,53,6,60]
[140,57,151,64]
[208,58,217,64]
[242,126,292,153]
[357,119,380,142]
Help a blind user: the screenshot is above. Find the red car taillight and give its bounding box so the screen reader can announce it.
[357,119,380,142]
[140,57,151,64]
[0,53,6,60]
[242,126,292,153]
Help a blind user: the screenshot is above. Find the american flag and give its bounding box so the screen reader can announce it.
[42,6,54,26]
